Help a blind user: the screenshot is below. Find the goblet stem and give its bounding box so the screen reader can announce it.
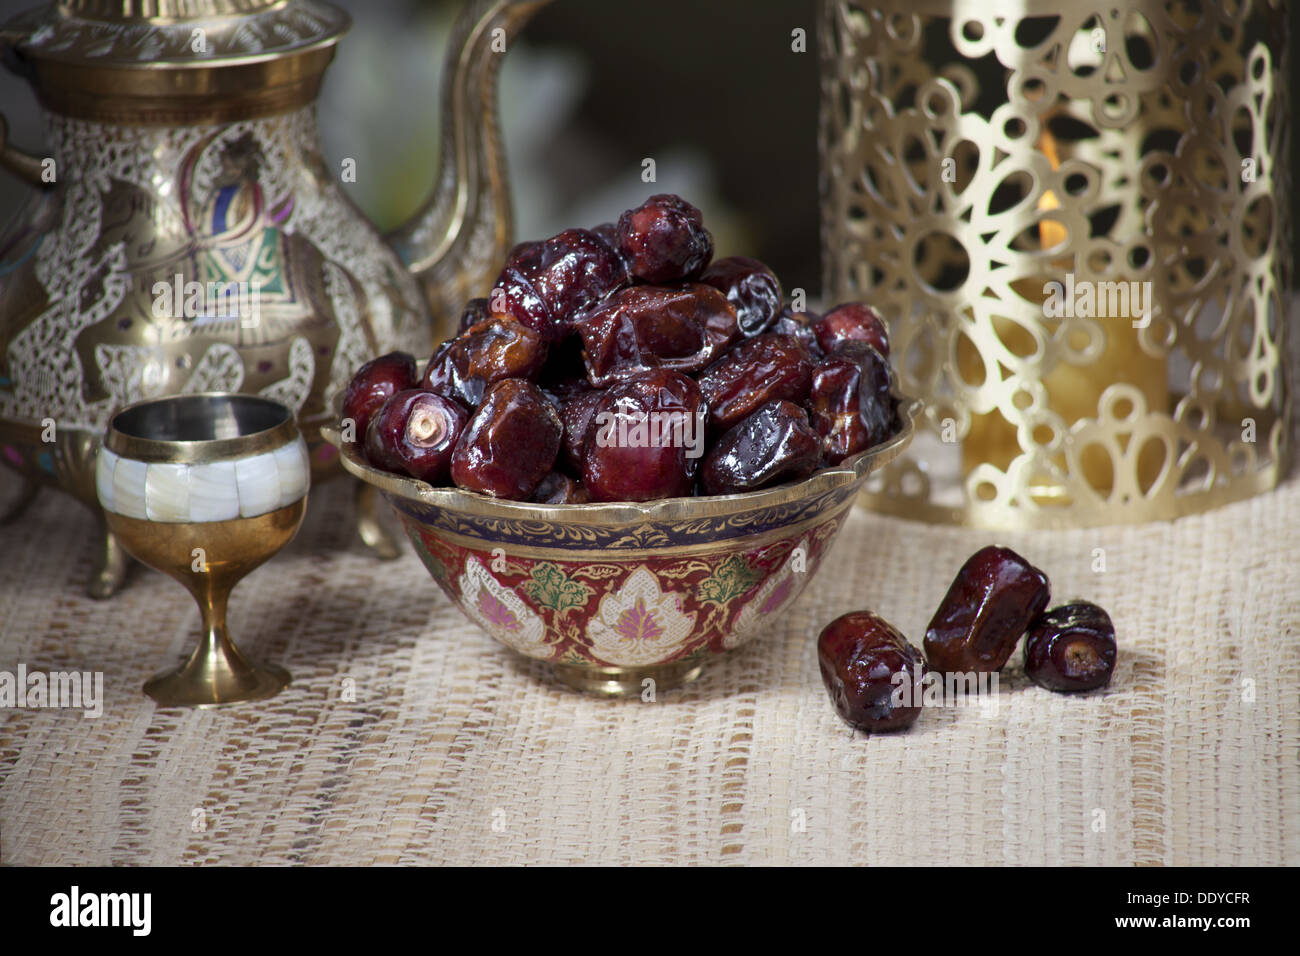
[192,582,254,685]
[143,573,290,708]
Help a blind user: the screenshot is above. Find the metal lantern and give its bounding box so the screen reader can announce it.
[819,0,1291,527]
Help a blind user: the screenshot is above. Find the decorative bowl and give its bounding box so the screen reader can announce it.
[323,393,921,695]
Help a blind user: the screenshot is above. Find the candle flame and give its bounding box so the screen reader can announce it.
[1037,128,1068,250]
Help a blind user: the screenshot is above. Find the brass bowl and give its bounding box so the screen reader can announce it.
[323,392,921,695]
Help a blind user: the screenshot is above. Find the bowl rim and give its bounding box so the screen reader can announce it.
[322,391,921,526]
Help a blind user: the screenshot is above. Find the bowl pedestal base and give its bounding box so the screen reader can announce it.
[551,659,705,697]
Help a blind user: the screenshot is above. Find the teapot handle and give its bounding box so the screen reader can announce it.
[0,114,47,187]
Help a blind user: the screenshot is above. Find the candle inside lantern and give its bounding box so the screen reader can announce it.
[960,126,1168,503]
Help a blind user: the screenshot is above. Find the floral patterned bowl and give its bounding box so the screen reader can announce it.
[322,393,920,695]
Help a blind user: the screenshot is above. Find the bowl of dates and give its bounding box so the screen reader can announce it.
[324,195,921,695]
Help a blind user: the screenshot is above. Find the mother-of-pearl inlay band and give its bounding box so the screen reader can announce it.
[96,437,309,523]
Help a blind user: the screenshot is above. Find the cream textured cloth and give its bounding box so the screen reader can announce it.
[0,465,1297,866]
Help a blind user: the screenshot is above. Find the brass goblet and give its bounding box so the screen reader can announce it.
[96,393,309,707]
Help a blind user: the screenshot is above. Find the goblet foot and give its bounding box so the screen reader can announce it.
[144,642,291,708]
[87,524,130,600]
[551,658,705,697]
[354,480,402,560]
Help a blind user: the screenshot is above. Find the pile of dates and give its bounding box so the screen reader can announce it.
[340,194,898,503]
[818,546,1118,734]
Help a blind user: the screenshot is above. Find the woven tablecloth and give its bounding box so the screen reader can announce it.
[1,460,1297,866]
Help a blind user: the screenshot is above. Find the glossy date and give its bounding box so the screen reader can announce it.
[450,379,562,500]
[923,546,1051,674]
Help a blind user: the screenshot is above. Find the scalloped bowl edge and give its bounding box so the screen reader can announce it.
[322,391,921,526]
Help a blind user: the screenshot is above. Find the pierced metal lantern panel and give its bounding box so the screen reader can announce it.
[819,0,1291,527]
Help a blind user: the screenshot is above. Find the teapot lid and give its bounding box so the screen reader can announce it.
[3,0,350,69]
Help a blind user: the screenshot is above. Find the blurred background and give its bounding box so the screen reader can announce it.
[0,0,1295,294]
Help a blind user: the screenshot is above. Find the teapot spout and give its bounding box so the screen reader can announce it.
[388,0,551,339]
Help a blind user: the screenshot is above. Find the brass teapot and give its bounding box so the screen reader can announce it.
[0,0,548,596]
